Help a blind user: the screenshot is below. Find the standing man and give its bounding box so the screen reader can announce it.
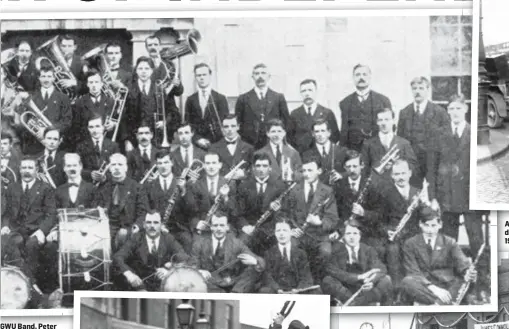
[170,122,206,176]
[57,34,85,97]
[185,63,230,150]
[339,64,391,152]
[397,76,450,188]
[5,40,38,92]
[235,63,292,149]
[100,41,132,88]
[289,79,339,154]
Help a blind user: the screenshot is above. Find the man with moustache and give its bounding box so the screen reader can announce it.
[77,115,120,184]
[361,108,418,182]
[5,40,38,92]
[170,122,206,177]
[339,64,392,152]
[210,114,254,183]
[235,63,292,149]
[289,79,340,154]
[114,211,190,291]
[185,63,230,150]
[127,124,159,183]
[35,127,67,187]
[92,153,149,250]
[397,76,450,187]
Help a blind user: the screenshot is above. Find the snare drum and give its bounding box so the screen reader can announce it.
[1,267,31,309]
[58,207,112,305]
[160,265,208,292]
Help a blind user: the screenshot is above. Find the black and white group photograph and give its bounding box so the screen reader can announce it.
[0,8,497,314]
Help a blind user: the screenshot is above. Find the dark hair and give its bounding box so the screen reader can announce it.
[145,34,161,45]
[211,210,229,222]
[59,34,76,45]
[136,122,154,134]
[42,126,60,139]
[155,149,171,161]
[135,56,155,70]
[222,114,238,125]
[16,40,34,51]
[344,218,362,231]
[301,153,322,169]
[410,76,430,88]
[177,121,194,133]
[344,149,363,165]
[84,68,102,82]
[311,118,330,131]
[194,63,212,74]
[376,107,395,119]
[88,114,104,125]
[253,152,272,166]
[38,62,54,76]
[253,63,267,71]
[105,41,122,54]
[274,216,294,229]
[265,118,285,132]
[447,93,467,107]
[1,133,12,143]
[353,64,371,74]
[300,79,317,88]
[419,207,441,224]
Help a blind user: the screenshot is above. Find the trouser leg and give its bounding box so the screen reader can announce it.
[231,267,264,293]
[321,276,354,303]
[401,275,438,305]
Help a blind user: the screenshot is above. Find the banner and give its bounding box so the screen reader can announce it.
[475,322,509,329]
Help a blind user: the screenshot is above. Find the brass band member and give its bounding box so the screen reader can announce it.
[185,63,230,149]
[190,211,266,293]
[339,64,391,152]
[57,34,86,96]
[322,219,393,306]
[1,67,22,151]
[91,153,149,251]
[289,79,340,154]
[4,40,38,92]
[127,123,159,183]
[113,211,190,291]
[235,63,292,149]
[397,77,449,188]
[36,127,66,187]
[170,122,206,177]
[102,41,132,88]
[1,132,21,183]
[400,208,477,305]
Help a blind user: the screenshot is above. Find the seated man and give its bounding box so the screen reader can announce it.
[259,217,317,294]
[113,211,190,291]
[322,219,393,306]
[400,208,477,305]
[190,212,265,293]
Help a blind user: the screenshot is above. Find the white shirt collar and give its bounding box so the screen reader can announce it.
[254,86,268,98]
[23,179,36,189]
[316,140,331,155]
[255,176,269,185]
[146,234,160,249]
[278,243,291,258]
[212,235,226,251]
[45,149,56,158]
[41,86,55,96]
[451,121,466,137]
[159,173,173,184]
[414,100,428,113]
[139,144,152,153]
[356,88,371,98]
[346,243,360,263]
[68,177,82,186]
[395,184,410,199]
[304,179,319,196]
[423,234,438,250]
[138,79,151,91]
[91,136,103,146]
[270,141,283,155]
[348,175,361,186]
[199,86,212,96]
[303,102,318,114]
[378,131,394,145]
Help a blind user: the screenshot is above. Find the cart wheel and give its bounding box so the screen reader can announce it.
[487,96,503,128]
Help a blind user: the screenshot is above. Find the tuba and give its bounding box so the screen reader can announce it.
[160,29,201,63]
[35,36,78,103]
[80,44,116,98]
[1,48,19,89]
[19,98,52,143]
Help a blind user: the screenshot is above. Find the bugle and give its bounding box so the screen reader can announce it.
[454,241,486,305]
[19,98,52,143]
[280,285,321,294]
[139,164,158,184]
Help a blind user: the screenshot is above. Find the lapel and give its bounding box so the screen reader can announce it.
[358,244,367,269]
[415,234,432,266]
[157,235,167,265]
[430,235,446,267]
[116,180,132,212]
[263,145,280,171]
[458,124,470,150]
[172,148,185,169]
[423,102,437,129]
[263,177,279,206]
[246,89,264,120]
[140,235,149,265]
[205,236,214,261]
[75,181,87,205]
[26,180,41,210]
[295,182,306,207]
[314,104,327,120]
[223,235,234,264]
[232,140,246,164]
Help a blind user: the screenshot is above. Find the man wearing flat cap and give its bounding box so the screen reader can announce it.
[269,313,309,329]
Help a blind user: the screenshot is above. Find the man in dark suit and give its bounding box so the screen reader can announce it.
[401,209,477,305]
[1,133,21,184]
[235,152,287,255]
[170,122,206,177]
[185,63,229,150]
[99,41,132,88]
[0,170,22,269]
[113,211,190,291]
[362,108,418,182]
[35,127,66,188]
[56,34,86,98]
[339,64,391,152]
[397,76,450,188]
[235,63,292,149]
[322,219,393,306]
[20,64,72,155]
[190,213,265,293]
[127,124,159,183]
[302,118,348,186]
[5,40,38,92]
[76,115,120,184]
[289,79,339,154]
[283,155,339,282]
[209,114,254,183]
[91,153,148,250]
[255,119,302,183]
[259,218,316,294]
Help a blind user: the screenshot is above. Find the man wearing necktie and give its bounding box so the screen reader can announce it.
[114,211,189,291]
[4,40,38,92]
[401,208,477,305]
[288,79,340,154]
[56,34,86,97]
[235,63,292,149]
[185,63,230,150]
[339,64,392,152]
[35,127,67,187]
[127,124,159,183]
[92,153,149,251]
[322,219,392,306]
[170,122,206,177]
[397,76,450,188]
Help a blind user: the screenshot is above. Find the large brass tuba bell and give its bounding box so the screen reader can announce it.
[159,29,201,61]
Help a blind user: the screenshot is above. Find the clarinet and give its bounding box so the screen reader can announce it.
[453,242,486,305]
[254,182,297,229]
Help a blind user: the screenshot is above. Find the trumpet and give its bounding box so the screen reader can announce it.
[373,144,400,174]
[139,164,158,184]
[36,156,56,189]
[94,161,111,187]
[19,99,52,143]
[104,85,128,142]
[35,36,78,103]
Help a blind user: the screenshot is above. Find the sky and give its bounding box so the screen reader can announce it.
[482,0,509,46]
[239,295,329,329]
[333,313,416,329]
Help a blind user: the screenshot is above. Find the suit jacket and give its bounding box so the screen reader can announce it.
[235,88,292,149]
[285,181,339,235]
[381,183,422,239]
[209,138,254,179]
[289,104,340,154]
[169,145,206,177]
[65,55,86,96]
[339,90,391,150]
[302,143,348,185]
[11,180,57,235]
[403,234,470,285]
[91,177,148,229]
[326,241,387,285]
[35,150,67,187]
[397,101,450,153]
[185,89,230,145]
[3,150,22,183]
[72,93,115,144]
[1,183,21,229]
[254,144,302,182]
[5,58,38,92]
[76,137,120,182]
[113,231,190,275]
[428,124,471,212]
[55,180,95,208]
[263,244,313,291]
[127,145,159,183]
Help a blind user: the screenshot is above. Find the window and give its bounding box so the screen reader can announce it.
[140,299,148,324]
[120,298,129,321]
[430,15,472,105]
[225,304,233,329]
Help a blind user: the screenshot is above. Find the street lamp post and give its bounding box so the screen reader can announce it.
[195,312,210,329]
[176,300,196,329]
[478,0,491,145]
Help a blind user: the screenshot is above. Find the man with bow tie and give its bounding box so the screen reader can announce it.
[35,127,67,188]
[401,208,476,305]
[209,114,254,184]
[397,77,450,188]
[113,211,190,291]
[127,124,159,183]
[4,40,38,92]
[100,41,132,89]
[92,153,149,251]
[185,63,230,150]
[339,64,392,152]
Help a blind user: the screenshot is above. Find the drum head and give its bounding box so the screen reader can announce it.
[161,266,208,292]
[1,267,31,309]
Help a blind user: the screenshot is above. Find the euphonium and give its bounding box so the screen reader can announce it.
[19,99,53,143]
[80,44,116,98]
[139,164,158,184]
[35,36,78,103]
[1,48,20,90]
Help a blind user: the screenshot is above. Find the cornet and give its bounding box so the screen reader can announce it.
[94,161,111,187]
[19,98,53,143]
[139,164,158,184]
[374,144,400,174]
[36,155,56,189]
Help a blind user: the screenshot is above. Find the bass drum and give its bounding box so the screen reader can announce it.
[1,267,31,309]
[160,265,208,292]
